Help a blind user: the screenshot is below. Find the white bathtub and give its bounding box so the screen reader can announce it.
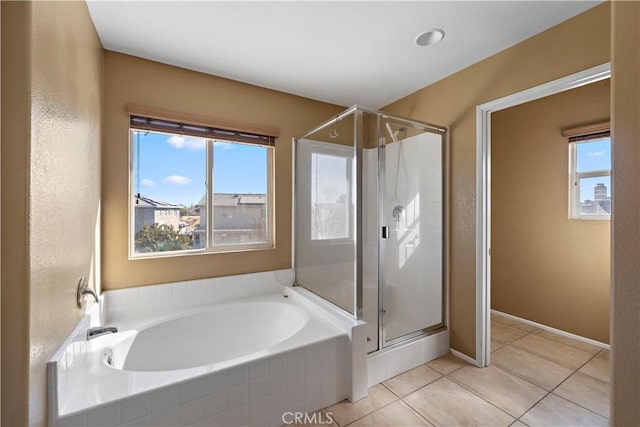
[110,301,309,372]
[49,280,367,427]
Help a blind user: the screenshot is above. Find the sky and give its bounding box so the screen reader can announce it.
[132,131,267,206]
[576,138,612,202]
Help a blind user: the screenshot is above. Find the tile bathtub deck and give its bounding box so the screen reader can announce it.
[321,314,610,427]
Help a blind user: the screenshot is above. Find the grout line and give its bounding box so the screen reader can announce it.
[545,392,610,422]
[340,394,400,427]
[543,352,611,420]
[491,310,609,350]
[444,369,519,422]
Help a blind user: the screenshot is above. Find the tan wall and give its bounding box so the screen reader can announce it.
[491,80,610,343]
[1,2,103,425]
[611,1,640,424]
[102,52,342,289]
[1,3,31,425]
[383,3,611,357]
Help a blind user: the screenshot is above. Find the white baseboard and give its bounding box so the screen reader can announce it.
[450,348,479,366]
[491,309,609,350]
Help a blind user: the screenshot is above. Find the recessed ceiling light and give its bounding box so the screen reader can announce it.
[415,29,445,47]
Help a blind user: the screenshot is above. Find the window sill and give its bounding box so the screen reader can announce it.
[129,243,275,261]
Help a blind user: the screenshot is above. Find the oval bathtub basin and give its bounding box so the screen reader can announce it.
[117,301,309,371]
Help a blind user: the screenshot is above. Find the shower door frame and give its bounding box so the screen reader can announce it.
[377,114,450,351]
[292,106,450,354]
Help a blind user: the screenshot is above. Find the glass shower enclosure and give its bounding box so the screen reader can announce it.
[294,106,447,353]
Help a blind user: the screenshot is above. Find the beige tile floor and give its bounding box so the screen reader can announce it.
[321,314,610,426]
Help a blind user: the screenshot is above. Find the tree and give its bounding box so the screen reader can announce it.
[135,223,191,253]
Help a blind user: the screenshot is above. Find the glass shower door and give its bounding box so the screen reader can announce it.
[380,118,445,346]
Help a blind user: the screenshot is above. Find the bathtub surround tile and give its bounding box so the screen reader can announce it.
[305,343,323,369]
[156,285,173,311]
[102,269,298,324]
[120,394,151,425]
[287,348,305,370]
[179,398,204,427]
[287,366,305,388]
[150,408,178,427]
[121,416,151,427]
[449,365,546,418]
[179,379,204,404]
[305,369,322,400]
[187,279,203,307]
[426,353,468,375]
[349,400,430,427]
[491,345,573,391]
[520,393,608,427]
[383,365,442,397]
[268,390,287,416]
[227,366,249,388]
[403,377,514,427]
[204,372,227,396]
[287,383,306,408]
[269,355,287,374]
[87,402,120,427]
[172,282,190,310]
[201,279,216,305]
[510,333,593,370]
[249,377,268,402]
[248,397,268,423]
[52,280,352,427]
[54,413,88,427]
[227,384,249,409]
[269,371,287,395]
[327,384,397,426]
[204,390,227,418]
[554,372,610,418]
[150,387,179,414]
[138,285,157,316]
[204,413,228,427]
[248,359,268,381]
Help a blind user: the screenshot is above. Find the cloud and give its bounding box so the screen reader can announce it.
[140,179,155,187]
[214,141,235,150]
[588,150,606,157]
[163,175,192,185]
[167,135,206,150]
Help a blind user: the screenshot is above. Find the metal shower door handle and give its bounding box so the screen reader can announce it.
[382,226,390,239]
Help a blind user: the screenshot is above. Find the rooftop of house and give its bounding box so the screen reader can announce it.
[196,193,267,207]
[135,194,183,209]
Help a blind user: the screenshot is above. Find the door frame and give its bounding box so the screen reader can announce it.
[474,63,611,367]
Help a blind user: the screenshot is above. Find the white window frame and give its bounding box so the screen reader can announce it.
[568,138,611,220]
[129,130,275,259]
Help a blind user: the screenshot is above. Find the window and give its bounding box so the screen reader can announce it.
[130,114,275,257]
[569,136,611,219]
[311,152,352,240]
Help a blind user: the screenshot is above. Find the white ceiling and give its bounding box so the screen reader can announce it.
[86,1,602,109]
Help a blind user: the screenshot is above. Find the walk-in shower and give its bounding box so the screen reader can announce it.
[294,106,448,354]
